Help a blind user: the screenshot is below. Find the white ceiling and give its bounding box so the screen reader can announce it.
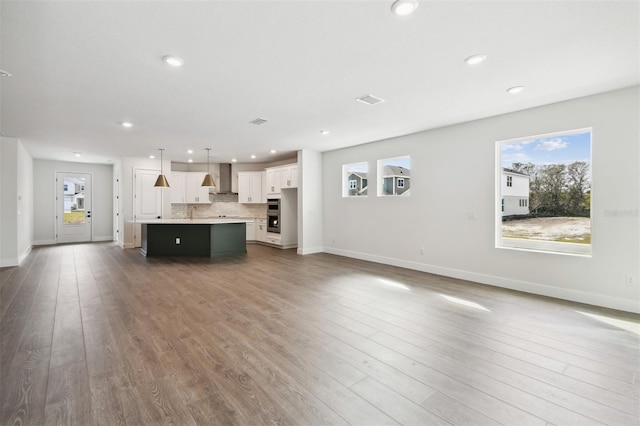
[1,1,638,165]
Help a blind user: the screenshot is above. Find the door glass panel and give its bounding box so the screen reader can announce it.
[63,177,86,224]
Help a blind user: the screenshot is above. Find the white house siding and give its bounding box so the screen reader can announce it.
[503,196,529,216]
[502,170,529,216]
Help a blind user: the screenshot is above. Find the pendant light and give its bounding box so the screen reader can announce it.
[154,148,170,187]
[201,148,216,187]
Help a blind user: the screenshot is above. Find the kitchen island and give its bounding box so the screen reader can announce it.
[137,218,249,258]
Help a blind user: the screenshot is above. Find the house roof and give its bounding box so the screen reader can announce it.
[502,167,529,177]
[383,166,411,178]
[349,172,368,180]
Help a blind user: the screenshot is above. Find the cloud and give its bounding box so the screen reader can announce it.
[535,138,568,151]
[501,143,524,151]
[502,152,531,166]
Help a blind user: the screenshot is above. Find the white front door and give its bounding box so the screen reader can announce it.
[57,172,92,243]
[133,168,163,247]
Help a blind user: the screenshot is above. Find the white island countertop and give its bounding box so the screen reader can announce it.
[133,218,254,225]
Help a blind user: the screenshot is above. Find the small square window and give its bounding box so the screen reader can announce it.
[378,155,411,197]
[342,162,368,197]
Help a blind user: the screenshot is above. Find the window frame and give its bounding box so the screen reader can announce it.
[342,162,369,198]
[495,128,592,257]
[377,155,411,197]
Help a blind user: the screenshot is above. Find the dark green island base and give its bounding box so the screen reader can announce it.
[141,222,246,258]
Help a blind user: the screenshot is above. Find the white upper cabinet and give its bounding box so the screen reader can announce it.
[266,163,298,195]
[170,171,186,204]
[238,171,264,204]
[266,167,281,195]
[280,164,298,189]
[170,171,211,204]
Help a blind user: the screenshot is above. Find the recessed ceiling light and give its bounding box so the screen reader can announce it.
[121,121,133,128]
[187,149,193,154]
[0,69,12,77]
[250,155,256,159]
[162,55,184,67]
[270,149,277,154]
[187,159,193,163]
[73,152,81,158]
[464,54,487,65]
[231,158,237,163]
[149,155,155,159]
[321,130,331,135]
[506,86,525,94]
[391,0,419,16]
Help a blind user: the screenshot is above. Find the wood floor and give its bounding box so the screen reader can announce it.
[1,243,639,425]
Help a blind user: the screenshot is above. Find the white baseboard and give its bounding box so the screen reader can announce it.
[323,247,640,314]
[0,245,32,267]
[18,245,32,265]
[33,239,56,246]
[298,246,324,255]
[0,258,18,267]
[93,236,114,242]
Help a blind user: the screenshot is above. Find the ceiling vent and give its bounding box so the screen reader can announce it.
[355,94,385,105]
[250,118,268,125]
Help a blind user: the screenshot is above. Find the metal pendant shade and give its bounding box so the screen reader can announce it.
[201,148,216,187]
[154,148,170,187]
[154,174,170,187]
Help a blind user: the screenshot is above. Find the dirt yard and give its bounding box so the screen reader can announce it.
[502,217,591,244]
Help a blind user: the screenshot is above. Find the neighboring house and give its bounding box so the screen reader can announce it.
[502,167,529,216]
[63,178,85,211]
[382,165,410,196]
[347,172,368,196]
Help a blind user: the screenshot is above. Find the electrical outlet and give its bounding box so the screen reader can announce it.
[420,247,425,255]
[175,237,181,245]
[627,275,636,286]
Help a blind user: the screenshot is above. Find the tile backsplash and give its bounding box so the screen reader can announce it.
[172,202,267,219]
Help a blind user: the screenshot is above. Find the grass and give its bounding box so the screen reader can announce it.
[64,211,85,224]
[502,216,591,245]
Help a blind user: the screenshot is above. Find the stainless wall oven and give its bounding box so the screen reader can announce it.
[267,198,280,233]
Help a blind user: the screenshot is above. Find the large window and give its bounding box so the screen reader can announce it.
[342,162,369,197]
[497,128,592,256]
[377,155,411,196]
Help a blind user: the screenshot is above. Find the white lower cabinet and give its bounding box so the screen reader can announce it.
[245,220,256,241]
[256,218,267,242]
[265,233,281,246]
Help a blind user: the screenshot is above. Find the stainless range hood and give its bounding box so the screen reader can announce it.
[217,163,233,193]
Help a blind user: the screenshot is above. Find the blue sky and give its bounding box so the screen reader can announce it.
[345,156,411,174]
[501,130,591,168]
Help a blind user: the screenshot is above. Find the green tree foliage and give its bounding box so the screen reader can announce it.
[511,161,590,217]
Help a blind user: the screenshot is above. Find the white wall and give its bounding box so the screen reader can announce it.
[298,150,323,254]
[33,160,114,244]
[0,138,33,266]
[17,142,33,258]
[323,87,640,313]
[121,157,172,248]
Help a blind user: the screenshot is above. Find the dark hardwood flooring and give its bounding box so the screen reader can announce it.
[1,242,638,425]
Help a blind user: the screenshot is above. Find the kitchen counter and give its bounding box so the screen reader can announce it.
[135,218,254,224]
[139,220,247,258]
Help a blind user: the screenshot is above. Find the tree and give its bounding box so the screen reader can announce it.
[510,161,591,217]
[566,161,590,216]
